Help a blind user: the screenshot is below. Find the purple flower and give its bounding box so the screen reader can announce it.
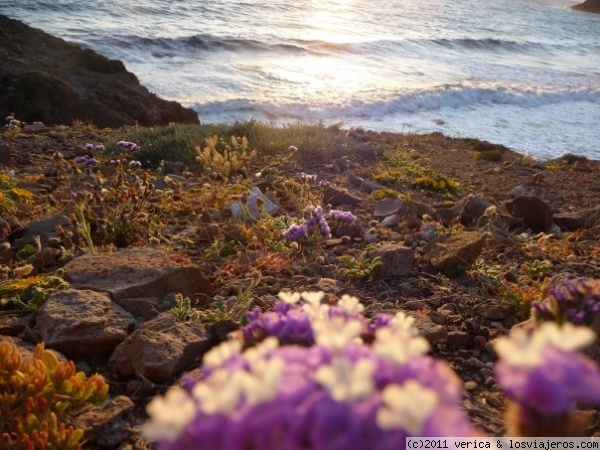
[283,224,307,241]
[94,144,106,152]
[84,143,94,151]
[74,156,87,163]
[329,209,356,224]
[289,145,298,152]
[533,278,600,326]
[494,322,600,416]
[117,140,130,148]
[129,160,142,169]
[110,159,121,166]
[85,157,99,166]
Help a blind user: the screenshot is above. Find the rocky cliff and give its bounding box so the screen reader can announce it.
[571,0,600,13]
[0,15,199,127]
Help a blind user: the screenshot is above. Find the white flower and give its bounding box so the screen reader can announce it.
[278,291,302,304]
[337,295,365,315]
[203,340,242,369]
[377,381,438,434]
[243,356,285,406]
[192,369,246,414]
[373,327,430,365]
[537,321,595,352]
[493,321,595,368]
[243,337,279,366]
[301,291,325,305]
[389,311,418,334]
[313,316,363,351]
[143,387,197,441]
[315,357,375,402]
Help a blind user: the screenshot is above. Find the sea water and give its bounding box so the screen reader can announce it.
[1,0,599,160]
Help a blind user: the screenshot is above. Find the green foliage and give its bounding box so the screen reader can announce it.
[522,259,553,279]
[249,121,349,162]
[195,135,257,179]
[0,273,69,317]
[0,341,109,449]
[199,277,260,324]
[413,172,459,197]
[204,240,243,259]
[163,293,200,323]
[338,246,382,281]
[107,123,205,166]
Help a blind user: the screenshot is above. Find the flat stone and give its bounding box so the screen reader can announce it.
[407,312,448,346]
[323,186,362,207]
[369,244,414,277]
[446,330,470,348]
[426,231,487,274]
[14,214,72,249]
[408,200,435,219]
[554,212,586,231]
[476,304,507,320]
[374,198,407,218]
[360,179,385,193]
[72,395,134,448]
[109,313,211,382]
[64,246,214,301]
[381,214,401,228]
[35,289,134,359]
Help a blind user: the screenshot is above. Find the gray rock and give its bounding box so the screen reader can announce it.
[369,244,413,277]
[554,212,586,231]
[72,395,134,448]
[14,214,72,249]
[446,330,470,348]
[460,195,494,225]
[381,214,401,228]
[476,303,507,320]
[407,312,448,346]
[64,246,214,301]
[506,196,554,232]
[426,231,487,273]
[374,198,407,218]
[35,289,134,358]
[360,179,385,193]
[323,186,362,207]
[109,313,211,382]
[0,143,11,166]
[419,223,438,242]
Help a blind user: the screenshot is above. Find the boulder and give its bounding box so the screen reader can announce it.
[426,231,487,274]
[571,0,600,13]
[35,289,135,359]
[63,246,214,301]
[369,244,414,277]
[109,313,211,382]
[506,196,553,233]
[0,15,199,127]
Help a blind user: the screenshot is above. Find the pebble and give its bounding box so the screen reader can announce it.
[464,381,478,391]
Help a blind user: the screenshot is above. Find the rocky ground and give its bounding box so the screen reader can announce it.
[1,121,599,447]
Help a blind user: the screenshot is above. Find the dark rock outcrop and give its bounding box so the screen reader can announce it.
[0,15,199,127]
[571,0,600,13]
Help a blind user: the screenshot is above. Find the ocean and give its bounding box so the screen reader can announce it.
[1,0,599,160]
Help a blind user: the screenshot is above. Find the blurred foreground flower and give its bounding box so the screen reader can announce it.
[494,321,600,436]
[144,292,481,449]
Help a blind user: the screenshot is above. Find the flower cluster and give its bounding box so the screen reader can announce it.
[329,209,356,224]
[144,292,481,449]
[84,143,105,152]
[283,205,332,241]
[4,114,22,130]
[493,321,600,416]
[532,278,600,326]
[73,155,99,166]
[117,140,142,152]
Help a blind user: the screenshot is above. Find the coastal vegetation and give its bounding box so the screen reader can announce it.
[0,117,599,447]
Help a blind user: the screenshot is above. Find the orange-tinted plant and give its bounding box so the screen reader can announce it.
[0,342,109,449]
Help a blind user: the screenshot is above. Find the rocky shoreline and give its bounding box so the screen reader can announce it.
[0,15,199,128]
[0,118,599,446]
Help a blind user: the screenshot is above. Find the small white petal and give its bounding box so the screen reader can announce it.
[278,291,301,304]
[203,340,242,368]
[143,387,197,441]
[377,381,438,434]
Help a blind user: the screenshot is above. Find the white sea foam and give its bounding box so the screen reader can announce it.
[1,0,599,160]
